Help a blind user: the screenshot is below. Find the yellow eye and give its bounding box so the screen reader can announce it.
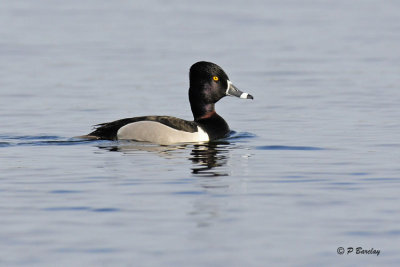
[213,76,219,81]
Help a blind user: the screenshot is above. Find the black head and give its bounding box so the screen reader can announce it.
[189,61,230,104]
[188,61,253,120]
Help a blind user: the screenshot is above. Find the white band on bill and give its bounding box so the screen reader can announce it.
[240,93,249,99]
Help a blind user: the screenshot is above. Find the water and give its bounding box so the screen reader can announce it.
[1,0,400,266]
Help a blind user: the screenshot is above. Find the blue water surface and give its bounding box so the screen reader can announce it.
[1,0,400,266]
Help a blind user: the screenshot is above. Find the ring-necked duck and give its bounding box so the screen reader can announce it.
[82,61,253,145]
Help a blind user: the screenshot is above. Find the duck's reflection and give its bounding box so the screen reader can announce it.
[189,142,230,176]
[96,140,231,176]
[96,141,237,228]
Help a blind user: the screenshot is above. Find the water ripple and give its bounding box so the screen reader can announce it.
[0,135,98,147]
[226,131,257,140]
[43,206,120,212]
[255,145,325,151]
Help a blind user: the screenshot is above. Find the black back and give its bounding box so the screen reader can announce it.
[88,116,198,140]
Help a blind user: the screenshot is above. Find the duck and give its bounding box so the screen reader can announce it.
[82,61,253,145]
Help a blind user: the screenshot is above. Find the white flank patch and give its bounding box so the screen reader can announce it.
[117,121,209,145]
[197,126,209,142]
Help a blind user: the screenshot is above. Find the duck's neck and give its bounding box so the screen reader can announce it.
[190,99,230,140]
[190,101,215,121]
[194,110,230,140]
[189,83,216,120]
